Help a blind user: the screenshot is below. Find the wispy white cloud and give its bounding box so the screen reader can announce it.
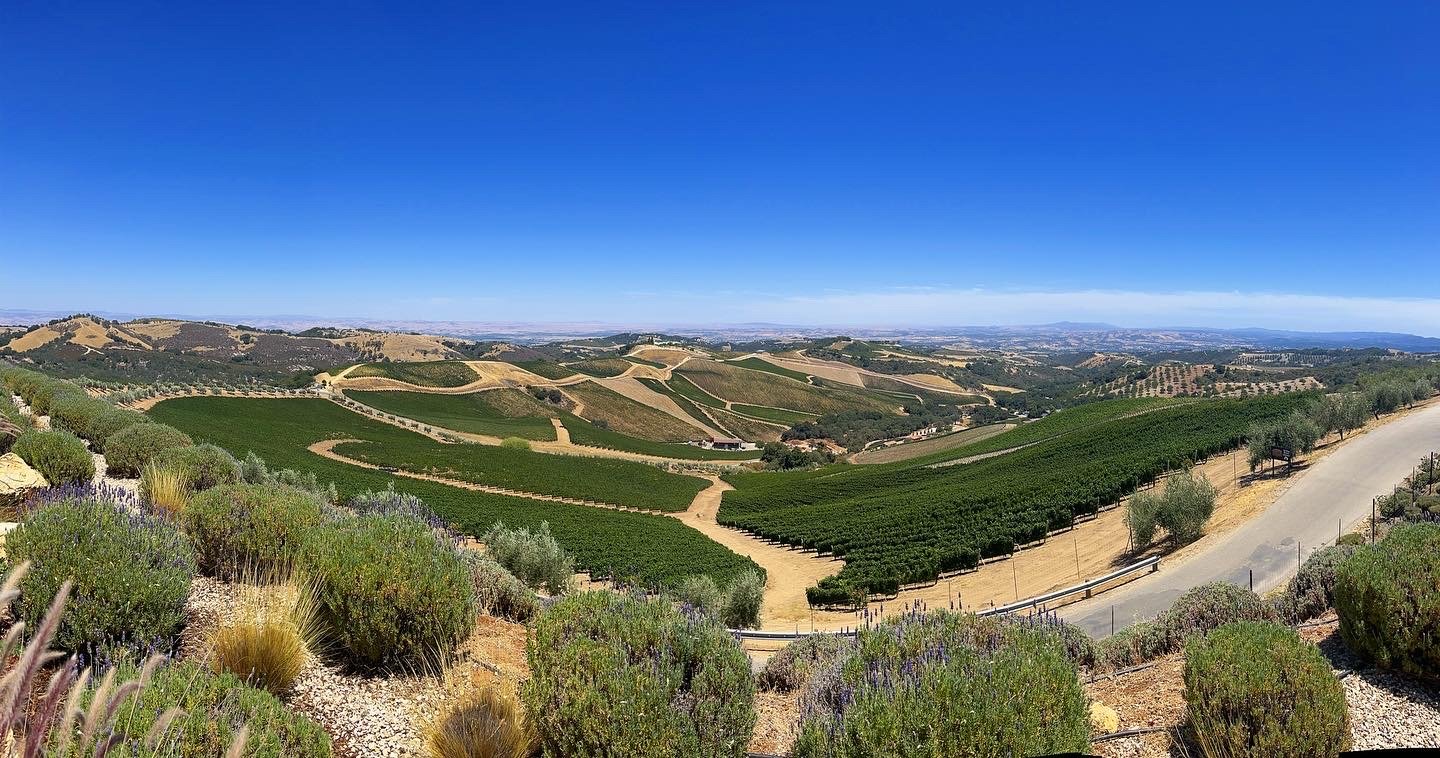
[697,288,1440,335]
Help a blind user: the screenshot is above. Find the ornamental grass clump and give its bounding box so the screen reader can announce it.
[1183,622,1349,758]
[1334,522,1440,677]
[303,514,476,671]
[182,483,328,580]
[140,461,191,516]
[103,422,193,478]
[210,574,325,695]
[522,591,756,757]
[4,493,195,658]
[792,609,1090,758]
[12,428,94,485]
[425,687,536,758]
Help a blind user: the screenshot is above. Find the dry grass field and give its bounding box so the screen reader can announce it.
[562,380,705,441]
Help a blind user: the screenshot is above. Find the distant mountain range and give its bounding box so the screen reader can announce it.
[3,309,1438,352]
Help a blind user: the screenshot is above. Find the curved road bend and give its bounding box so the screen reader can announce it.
[1062,401,1440,637]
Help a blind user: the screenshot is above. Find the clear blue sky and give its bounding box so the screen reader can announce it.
[3,2,1438,331]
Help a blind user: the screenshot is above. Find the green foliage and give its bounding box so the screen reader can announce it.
[677,359,897,416]
[783,407,963,453]
[719,568,765,629]
[302,514,476,670]
[183,483,329,579]
[726,356,813,382]
[1337,532,1366,546]
[483,521,574,595]
[87,659,332,757]
[760,441,834,469]
[1096,583,1274,669]
[793,611,1090,757]
[150,442,241,491]
[758,634,853,693]
[1184,622,1349,758]
[150,397,763,589]
[499,436,530,450]
[560,410,760,460]
[1272,544,1360,623]
[347,388,558,441]
[1154,470,1218,545]
[1126,489,1159,546]
[522,592,756,757]
[1334,522,1440,678]
[722,394,1308,594]
[349,360,479,387]
[5,494,195,657]
[335,432,709,512]
[104,421,193,477]
[564,357,634,377]
[46,392,119,443]
[462,551,540,622]
[673,574,723,616]
[1246,411,1321,472]
[12,429,94,484]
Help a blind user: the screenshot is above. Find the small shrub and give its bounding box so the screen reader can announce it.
[1271,544,1359,623]
[86,405,151,448]
[425,687,536,758]
[91,658,333,756]
[1184,622,1349,758]
[211,578,324,695]
[351,483,446,530]
[758,633,853,692]
[183,483,328,579]
[1337,532,1366,546]
[523,592,755,757]
[484,521,574,596]
[1334,522,1440,677]
[1127,489,1160,547]
[793,610,1090,757]
[150,442,241,491]
[104,422,193,477]
[303,514,476,670]
[673,574,723,616]
[719,568,764,629]
[499,436,531,451]
[463,551,540,622]
[1096,620,1170,669]
[46,392,114,442]
[12,428,94,484]
[5,494,195,657]
[1160,582,1274,651]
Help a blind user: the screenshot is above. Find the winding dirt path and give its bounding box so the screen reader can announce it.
[548,417,571,444]
[671,476,843,629]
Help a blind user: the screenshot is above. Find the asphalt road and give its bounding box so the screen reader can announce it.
[1063,401,1440,637]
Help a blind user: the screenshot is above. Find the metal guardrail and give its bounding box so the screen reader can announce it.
[731,556,1160,641]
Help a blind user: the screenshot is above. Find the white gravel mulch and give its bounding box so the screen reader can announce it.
[1344,668,1440,749]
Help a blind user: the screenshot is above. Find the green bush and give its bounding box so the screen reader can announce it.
[793,610,1090,757]
[1271,544,1359,623]
[303,514,476,670]
[523,592,755,757]
[484,521,574,595]
[1184,622,1349,758]
[719,568,764,629]
[1096,620,1170,669]
[150,442,242,491]
[46,392,113,441]
[182,483,328,580]
[1337,532,1366,546]
[1334,522,1440,677]
[758,633,853,692]
[462,550,540,622]
[1095,583,1273,669]
[104,422,193,477]
[499,436,531,450]
[673,574,723,616]
[12,429,94,484]
[83,658,332,757]
[5,494,195,656]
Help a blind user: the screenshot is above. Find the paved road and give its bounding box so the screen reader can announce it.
[1063,402,1440,637]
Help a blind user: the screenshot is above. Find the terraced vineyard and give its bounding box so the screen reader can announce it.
[724,356,812,383]
[718,394,1313,597]
[559,411,760,460]
[347,388,558,440]
[676,359,897,415]
[505,359,576,380]
[565,357,634,377]
[563,381,699,441]
[347,360,478,387]
[636,377,729,432]
[150,397,760,586]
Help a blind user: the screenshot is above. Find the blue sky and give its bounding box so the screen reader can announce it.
[3,2,1438,332]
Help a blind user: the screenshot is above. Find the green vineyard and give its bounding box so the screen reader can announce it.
[718,394,1313,598]
[150,397,760,587]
